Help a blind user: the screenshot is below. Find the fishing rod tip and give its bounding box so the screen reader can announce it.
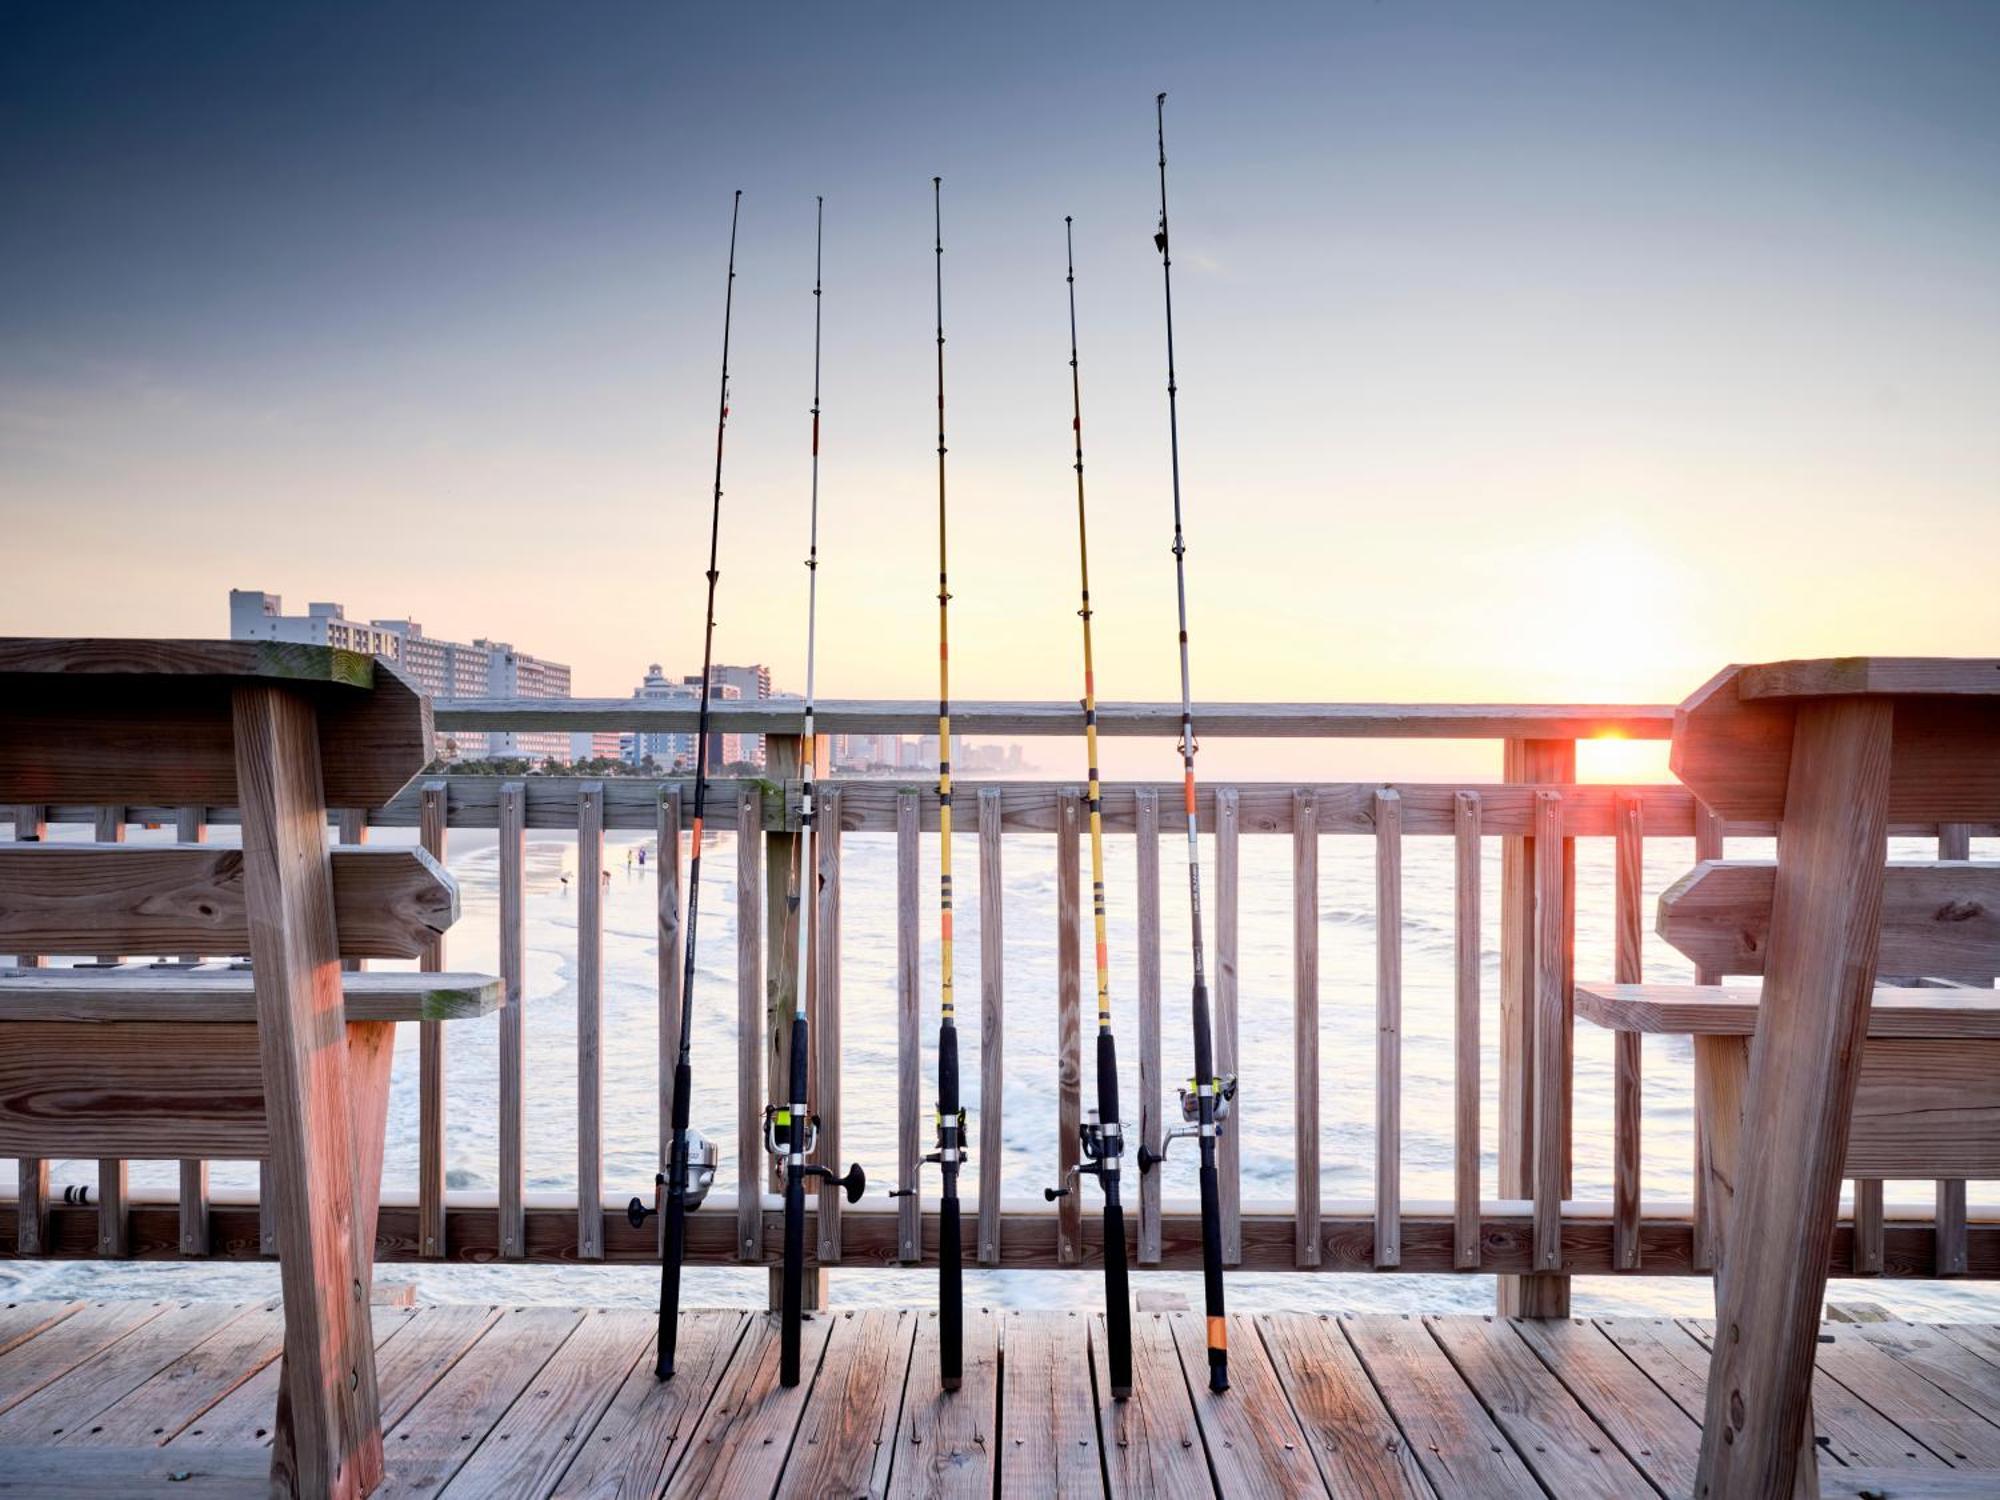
[1065,214,1073,224]
[1157,91,1167,105]
[932,175,942,188]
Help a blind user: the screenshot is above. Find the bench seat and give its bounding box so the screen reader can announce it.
[0,963,501,1023]
[1576,981,2000,1039]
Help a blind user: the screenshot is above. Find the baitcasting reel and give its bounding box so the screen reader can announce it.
[889,1106,969,1200]
[1136,1074,1237,1172]
[1044,1108,1123,1202]
[761,1104,867,1203]
[627,1129,721,1228]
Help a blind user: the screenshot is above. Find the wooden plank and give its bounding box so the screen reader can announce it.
[1846,1321,2000,1432]
[665,1312,830,1498]
[1426,1315,1653,1497]
[1613,792,1644,1272]
[1935,818,1973,1279]
[1533,790,1566,1277]
[781,1308,917,1500]
[437,694,1677,740]
[9,803,48,1260]
[0,1300,250,1443]
[69,1302,284,1446]
[0,967,500,1023]
[547,1309,746,1500]
[377,1306,581,1497]
[995,1310,1099,1497]
[1376,788,1402,1269]
[977,787,1004,1266]
[736,783,765,1265]
[1343,1313,1543,1496]
[1511,1316,1703,1498]
[175,803,212,1258]
[1498,739,1573,1318]
[1576,983,2000,1038]
[439,1307,650,1498]
[1847,1039,2000,1177]
[1093,1310,1211,1500]
[1823,1471,2000,1500]
[0,1444,270,1495]
[657,787,683,1255]
[0,1302,83,1363]
[0,637,380,684]
[887,1307,998,1499]
[1056,788,1084,1266]
[231,683,382,1499]
[498,781,526,1260]
[1214,784,1241,1266]
[1452,792,1481,1272]
[1171,1310,1326,1495]
[577,783,605,1261]
[765,736,802,1213]
[0,843,455,959]
[1692,1034,1749,1275]
[892,792,923,1264]
[93,805,128,1261]
[1741,657,2000,700]
[1253,1312,1430,1497]
[1660,859,2000,982]
[813,788,845,1263]
[1295,787,1322,1268]
[1136,788,1165,1266]
[0,1301,171,1419]
[418,780,449,1259]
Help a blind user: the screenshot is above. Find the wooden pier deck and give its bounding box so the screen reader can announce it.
[1,1299,1998,1497]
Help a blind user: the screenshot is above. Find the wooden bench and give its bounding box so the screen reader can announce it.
[0,638,501,1499]
[1634,657,2000,1497]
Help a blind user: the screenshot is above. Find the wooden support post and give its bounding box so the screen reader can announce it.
[231,684,382,1499]
[1613,792,1644,1271]
[12,805,48,1257]
[898,791,923,1265]
[1497,738,1574,1317]
[1055,789,1083,1266]
[656,788,683,1259]
[1696,697,1894,1500]
[1452,792,1481,1270]
[1214,785,1241,1266]
[736,783,764,1265]
[1691,800,1727,1273]
[174,804,213,1257]
[497,781,526,1259]
[1374,788,1402,1269]
[1135,789,1164,1265]
[813,788,844,1265]
[94,804,128,1258]
[1532,791,1567,1276]
[976,788,1005,1266]
[576,782,605,1260]
[764,737,801,1207]
[1935,821,1972,1276]
[1293,788,1321,1267]
[417,781,448,1258]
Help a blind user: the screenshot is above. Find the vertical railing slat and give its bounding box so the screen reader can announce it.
[12,805,48,1257]
[814,789,844,1263]
[765,737,802,1217]
[418,781,448,1258]
[736,784,764,1264]
[175,803,211,1256]
[1936,822,1972,1276]
[498,781,526,1259]
[1134,788,1164,1265]
[1374,789,1403,1268]
[1055,789,1083,1265]
[1215,786,1242,1265]
[1691,800,1725,1273]
[1532,790,1566,1275]
[898,791,923,1264]
[1293,789,1321,1268]
[1453,791,1482,1269]
[1613,792,1644,1271]
[977,788,1005,1266]
[655,789,683,1257]
[95,804,128,1258]
[576,782,605,1260]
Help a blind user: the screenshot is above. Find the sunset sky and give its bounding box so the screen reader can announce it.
[4,2,1996,776]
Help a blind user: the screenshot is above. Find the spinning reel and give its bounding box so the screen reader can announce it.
[1136,1074,1237,1172]
[761,1104,866,1203]
[1044,1108,1123,1202]
[889,1106,969,1200]
[627,1129,721,1228]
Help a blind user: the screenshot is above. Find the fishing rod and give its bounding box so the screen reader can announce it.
[766,196,864,1390]
[1133,91,1234,1395]
[890,175,965,1392]
[629,190,741,1380]
[1042,216,1132,1401]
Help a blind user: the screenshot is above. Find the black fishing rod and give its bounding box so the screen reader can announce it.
[1043,215,1132,1400]
[1133,91,1233,1394]
[630,190,742,1380]
[891,175,964,1392]
[767,196,864,1389]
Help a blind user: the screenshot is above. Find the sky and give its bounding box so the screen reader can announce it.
[3,1,1997,778]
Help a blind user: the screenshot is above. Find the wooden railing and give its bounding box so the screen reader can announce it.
[6,699,1993,1285]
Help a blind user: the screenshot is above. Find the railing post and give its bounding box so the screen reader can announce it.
[11,805,49,1257]
[1497,738,1573,1317]
[763,737,817,1307]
